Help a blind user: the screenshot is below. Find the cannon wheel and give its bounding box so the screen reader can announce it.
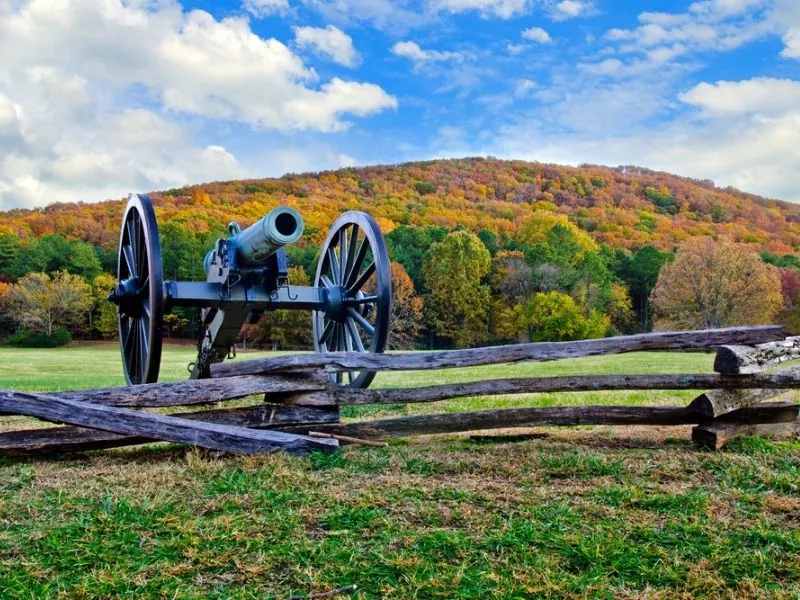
[113,194,164,385]
[313,211,391,388]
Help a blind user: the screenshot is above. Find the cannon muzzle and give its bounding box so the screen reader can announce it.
[234,206,305,265]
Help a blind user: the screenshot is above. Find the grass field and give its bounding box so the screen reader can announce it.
[0,344,799,598]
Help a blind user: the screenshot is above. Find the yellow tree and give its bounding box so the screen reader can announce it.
[421,231,491,348]
[651,237,782,330]
[91,273,119,339]
[8,271,92,335]
[389,262,424,349]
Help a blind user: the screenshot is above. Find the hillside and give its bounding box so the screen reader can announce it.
[2,157,800,256]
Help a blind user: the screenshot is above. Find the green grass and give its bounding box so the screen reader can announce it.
[1,344,799,598]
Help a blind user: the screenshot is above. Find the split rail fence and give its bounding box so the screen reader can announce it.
[1,325,799,457]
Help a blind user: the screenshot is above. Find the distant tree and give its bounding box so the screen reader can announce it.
[389,262,423,349]
[0,281,12,337]
[91,273,119,339]
[777,268,800,310]
[651,237,782,330]
[775,267,800,335]
[386,225,448,290]
[244,267,312,350]
[8,272,92,336]
[489,250,533,305]
[477,229,499,255]
[605,283,636,334]
[160,222,206,281]
[619,246,671,331]
[8,234,71,278]
[67,240,104,281]
[0,234,21,280]
[519,291,609,342]
[421,231,491,348]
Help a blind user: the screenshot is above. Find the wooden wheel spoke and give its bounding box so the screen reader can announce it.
[347,262,375,295]
[345,317,365,352]
[327,247,341,284]
[338,228,347,283]
[345,295,377,305]
[122,245,137,278]
[345,240,369,289]
[347,308,375,337]
[321,275,335,289]
[138,318,148,376]
[344,224,359,284]
[122,324,134,355]
[129,319,140,377]
[319,319,335,345]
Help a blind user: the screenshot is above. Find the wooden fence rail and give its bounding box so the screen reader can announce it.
[0,325,796,456]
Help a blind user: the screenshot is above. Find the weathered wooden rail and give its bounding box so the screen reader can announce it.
[0,325,797,457]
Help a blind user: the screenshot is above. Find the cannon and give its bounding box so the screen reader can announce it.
[108,194,391,388]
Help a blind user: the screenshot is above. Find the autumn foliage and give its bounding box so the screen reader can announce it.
[651,237,782,330]
[0,157,796,347]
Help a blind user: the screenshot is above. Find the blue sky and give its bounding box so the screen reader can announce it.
[1,0,799,210]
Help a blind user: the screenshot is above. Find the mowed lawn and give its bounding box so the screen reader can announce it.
[0,344,798,598]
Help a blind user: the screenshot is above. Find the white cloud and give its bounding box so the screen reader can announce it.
[680,77,800,116]
[782,27,800,58]
[301,0,426,32]
[489,74,800,201]
[391,41,464,64]
[521,26,553,44]
[429,0,531,19]
[549,0,593,20]
[293,25,360,67]
[0,0,397,209]
[243,0,291,18]
[514,79,536,97]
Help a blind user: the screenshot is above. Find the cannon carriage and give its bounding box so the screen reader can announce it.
[108,194,391,387]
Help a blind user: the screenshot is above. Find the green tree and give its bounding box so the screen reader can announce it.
[160,222,206,281]
[67,240,103,281]
[8,271,92,336]
[0,233,21,280]
[386,225,448,290]
[618,246,671,331]
[519,291,609,342]
[421,231,491,348]
[8,234,71,278]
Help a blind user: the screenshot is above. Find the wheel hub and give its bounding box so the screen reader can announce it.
[108,277,144,316]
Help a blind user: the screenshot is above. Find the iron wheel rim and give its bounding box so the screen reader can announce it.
[312,211,391,388]
[116,193,164,385]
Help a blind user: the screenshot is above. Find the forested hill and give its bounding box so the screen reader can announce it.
[3,157,800,257]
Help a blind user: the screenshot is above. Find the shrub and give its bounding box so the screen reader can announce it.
[9,327,71,348]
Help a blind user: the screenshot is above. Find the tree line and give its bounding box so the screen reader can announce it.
[0,208,790,349]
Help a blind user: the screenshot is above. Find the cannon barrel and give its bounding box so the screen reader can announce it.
[236,206,304,264]
[205,206,304,272]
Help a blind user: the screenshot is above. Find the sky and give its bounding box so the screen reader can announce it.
[1,0,800,211]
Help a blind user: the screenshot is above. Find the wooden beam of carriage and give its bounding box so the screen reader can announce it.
[0,391,337,455]
[281,403,800,440]
[282,372,800,407]
[211,326,785,378]
[0,405,340,457]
